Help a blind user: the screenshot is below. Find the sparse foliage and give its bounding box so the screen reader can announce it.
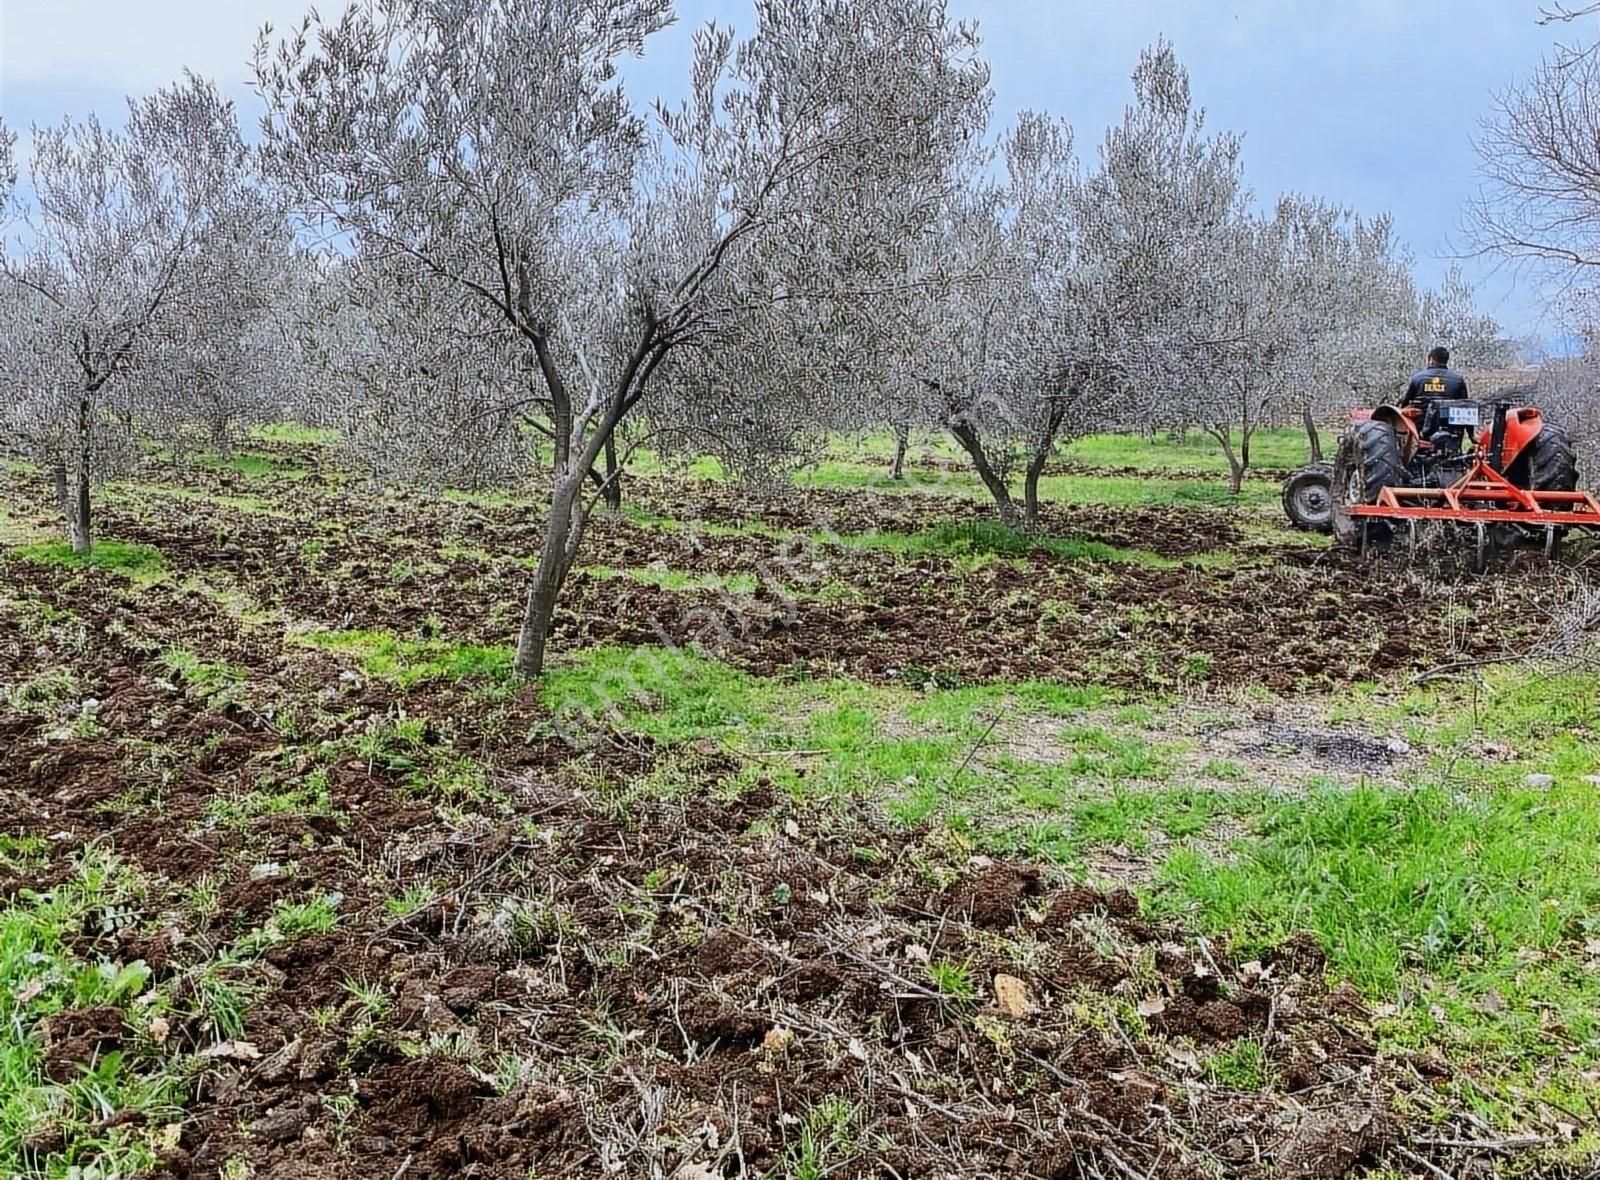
[257,0,990,676]
[0,77,274,550]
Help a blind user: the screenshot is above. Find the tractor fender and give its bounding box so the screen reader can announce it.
[1370,405,1421,464]
[1496,407,1545,471]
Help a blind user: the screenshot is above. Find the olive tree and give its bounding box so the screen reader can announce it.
[141,206,305,461]
[0,77,261,552]
[885,109,1125,531]
[256,0,990,677]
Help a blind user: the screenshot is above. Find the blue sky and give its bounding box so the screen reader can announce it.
[0,0,1585,340]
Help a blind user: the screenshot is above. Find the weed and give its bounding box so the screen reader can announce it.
[273,894,340,938]
[1205,1038,1272,1089]
[0,849,181,1175]
[12,539,165,578]
[926,959,977,1001]
[384,883,435,919]
[5,667,80,715]
[301,628,513,687]
[161,648,248,707]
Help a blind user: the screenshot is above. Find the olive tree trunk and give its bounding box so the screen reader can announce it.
[948,419,1020,528]
[1302,407,1323,463]
[513,468,588,679]
[890,421,910,480]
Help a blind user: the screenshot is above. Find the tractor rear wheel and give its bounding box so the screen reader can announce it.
[1332,420,1406,546]
[1282,462,1334,532]
[1526,423,1579,494]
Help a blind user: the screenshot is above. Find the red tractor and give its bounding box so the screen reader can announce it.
[1282,396,1595,567]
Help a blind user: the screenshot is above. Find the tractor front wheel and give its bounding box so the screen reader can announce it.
[1282,462,1335,533]
[1332,420,1406,546]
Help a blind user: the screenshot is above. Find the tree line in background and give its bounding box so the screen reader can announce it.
[0,0,1551,676]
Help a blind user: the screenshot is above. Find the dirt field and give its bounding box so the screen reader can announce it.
[2,436,1597,1179]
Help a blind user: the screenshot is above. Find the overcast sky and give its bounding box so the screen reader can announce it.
[0,0,1586,342]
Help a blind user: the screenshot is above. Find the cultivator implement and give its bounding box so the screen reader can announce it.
[1284,393,1594,570]
[1348,458,1600,568]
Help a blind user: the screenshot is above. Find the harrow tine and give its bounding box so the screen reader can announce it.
[1408,519,1418,560]
[1545,525,1562,561]
[1474,521,1489,575]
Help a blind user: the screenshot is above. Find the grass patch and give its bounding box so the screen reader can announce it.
[859,520,1180,568]
[828,427,1314,477]
[1060,428,1313,474]
[1152,666,1600,1117]
[11,540,164,578]
[130,483,294,519]
[249,423,340,447]
[160,649,248,708]
[584,564,760,594]
[1,849,182,1177]
[1159,779,1600,994]
[794,462,1280,512]
[3,667,80,716]
[299,629,513,689]
[207,772,338,830]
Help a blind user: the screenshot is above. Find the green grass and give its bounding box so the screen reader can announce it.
[160,648,248,707]
[584,564,760,594]
[794,461,1281,511]
[128,483,293,519]
[1205,1039,1273,1090]
[851,520,1191,569]
[831,427,1314,475]
[11,540,164,578]
[4,668,81,716]
[298,629,514,689]
[1159,780,1600,991]
[207,772,339,830]
[1150,667,1600,1118]
[1,849,182,1177]
[196,451,310,481]
[249,423,340,447]
[1060,428,1313,473]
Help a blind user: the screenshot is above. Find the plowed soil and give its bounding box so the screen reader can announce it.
[0,453,1579,1178]
[1,459,1550,695]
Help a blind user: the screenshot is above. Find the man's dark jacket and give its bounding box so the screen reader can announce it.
[1403,365,1469,405]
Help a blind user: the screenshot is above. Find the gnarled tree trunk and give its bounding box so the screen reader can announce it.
[948,419,1020,528]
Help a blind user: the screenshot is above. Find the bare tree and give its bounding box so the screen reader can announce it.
[1473,36,1600,275]
[257,0,990,677]
[0,77,259,552]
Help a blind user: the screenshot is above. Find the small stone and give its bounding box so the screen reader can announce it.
[1525,773,1557,789]
[1582,775,1600,787]
[1385,737,1412,756]
[760,1027,795,1054]
[993,974,1035,1020]
[199,1040,262,1061]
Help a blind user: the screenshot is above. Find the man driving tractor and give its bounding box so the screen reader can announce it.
[1400,346,1468,407]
